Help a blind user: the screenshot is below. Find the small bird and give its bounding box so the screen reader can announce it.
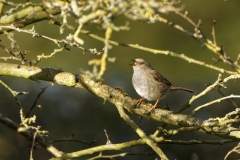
[131,58,193,113]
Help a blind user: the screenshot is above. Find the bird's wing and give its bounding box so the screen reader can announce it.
[151,70,172,86]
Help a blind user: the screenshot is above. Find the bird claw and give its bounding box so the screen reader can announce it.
[148,99,160,114]
[134,98,145,108]
[148,106,157,114]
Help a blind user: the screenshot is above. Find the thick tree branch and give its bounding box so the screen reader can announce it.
[1,62,240,140]
[0,62,200,126]
[0,6,60,29]
[115,102,168,159]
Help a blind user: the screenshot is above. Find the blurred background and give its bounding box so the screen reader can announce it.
[0,0,240,159]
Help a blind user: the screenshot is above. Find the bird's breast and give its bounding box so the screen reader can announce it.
[132,72,170,101]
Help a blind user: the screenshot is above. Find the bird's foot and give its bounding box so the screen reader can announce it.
[148,99,160,114]
[134,98,145,108]
[148,105,158,114]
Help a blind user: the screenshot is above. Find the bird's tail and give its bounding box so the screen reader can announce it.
[170,86,194,93]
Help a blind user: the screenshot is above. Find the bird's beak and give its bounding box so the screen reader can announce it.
[129,59,136,66]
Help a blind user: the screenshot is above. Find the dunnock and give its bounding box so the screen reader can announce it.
[131,58,193,112]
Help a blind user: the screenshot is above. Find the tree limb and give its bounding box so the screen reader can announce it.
[1,62,240,140]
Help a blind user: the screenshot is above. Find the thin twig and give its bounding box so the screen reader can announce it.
[217,86,239,108]
[26,83,52,118]
[0,113,62,157]
[211,20,217,46]
[87,152,128,160]
[224,142,240,160]
[178,74,224,113]
[30,126,41,160]
[80,29,238,75]
[52,138,96,146]
[190,95,240,116]
[104,129,111,144]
